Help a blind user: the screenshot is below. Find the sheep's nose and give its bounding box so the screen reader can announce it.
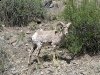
[65,32,68,35]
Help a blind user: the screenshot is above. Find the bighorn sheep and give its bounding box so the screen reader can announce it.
[28,22,72,66]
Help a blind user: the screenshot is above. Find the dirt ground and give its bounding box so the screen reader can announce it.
[0,25,100,75]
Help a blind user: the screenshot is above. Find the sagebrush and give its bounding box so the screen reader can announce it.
[62,0,100,55]
[0,0,45,26]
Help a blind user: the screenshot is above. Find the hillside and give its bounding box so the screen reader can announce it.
[0,23,100,75]
[0,0,100,75]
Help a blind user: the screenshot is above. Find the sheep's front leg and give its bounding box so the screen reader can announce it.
[52,45,59,66]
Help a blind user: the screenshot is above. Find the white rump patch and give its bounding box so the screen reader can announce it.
[32,32,38,40]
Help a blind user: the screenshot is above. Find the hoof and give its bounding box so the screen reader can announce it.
[28,63,31,66]
[36,63,44,69]
[53,59,59,67]
[28,62,32,66]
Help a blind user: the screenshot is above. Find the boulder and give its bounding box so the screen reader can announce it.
[43,0,52,8]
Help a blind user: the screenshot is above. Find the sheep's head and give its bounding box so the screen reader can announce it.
[55,22,72,35]
[63,22,72,35]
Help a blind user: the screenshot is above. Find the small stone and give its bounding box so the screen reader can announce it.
[45,70,51,74]
[94,67,100,73]
[10,39,17,44]
[2,24,5,27]
[41,71,44,75]
[49,3,54,8]
[26,31,31,34]
[27,37,32,42]
[25,43,29,46]
[22,68,28,72]
[45,68,53,74]
[11,67,16,71]
[13,40,24,48]
[16,60,20,64]
[4,34,11,40]
[13,72,20,75]
[43,0,52,8]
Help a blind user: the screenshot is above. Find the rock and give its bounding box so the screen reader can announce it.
[45,69,53,74]
[94,66,100,73]
[4,62,12,71]
[12,40,24,48]
[41,71,44,75]
[11,67,16,71]
[4,33,12,40]
[21,68,28,72]
[0,38,5,46]
[2,24,5,27]
[50,1,59,8]
[0,26,3,32]
[43,0,52,8]
[0,24,5,32]
[49,3,54,8]
[13,72,20,75]
[9,35,17,44]
[25,43,29,46]
[26,31,31,34]
[27,37,32,42]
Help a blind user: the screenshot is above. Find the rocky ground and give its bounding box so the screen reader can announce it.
[0,24,100,75]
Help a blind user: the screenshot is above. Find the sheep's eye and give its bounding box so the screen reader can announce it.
[60,27,62,28]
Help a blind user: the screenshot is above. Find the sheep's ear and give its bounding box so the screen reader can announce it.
[66,22,72,28]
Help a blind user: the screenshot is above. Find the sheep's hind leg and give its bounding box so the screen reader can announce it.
[52,45,59,66]
[28,48,35,66]
[28,43,37,66]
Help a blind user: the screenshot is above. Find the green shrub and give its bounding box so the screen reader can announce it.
[17,31,25,41]
[0,21,2,27]
[62,0,100,55]
[0,0,45,26]
[0,60,4,70]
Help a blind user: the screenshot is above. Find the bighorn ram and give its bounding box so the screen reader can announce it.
[28,22,72,66]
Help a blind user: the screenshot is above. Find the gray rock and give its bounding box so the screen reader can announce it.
[0,37,6,53]
[27,37,32,42]
[22,68,28,72]
[11,67,16,71]
[43,0,52,8]
[0,37,6,46]
[13,72,20,75]
[49,3,54,8]
[94,66,100,73]
[4,34,12,40]
[0,26,3,32]
[13,40,24,48]
[45,69,53,74]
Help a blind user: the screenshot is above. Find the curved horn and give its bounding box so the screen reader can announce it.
[55,22,65,30]
[56,22,65,26]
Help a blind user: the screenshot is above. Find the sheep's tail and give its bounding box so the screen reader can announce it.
[30,37,37,50]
